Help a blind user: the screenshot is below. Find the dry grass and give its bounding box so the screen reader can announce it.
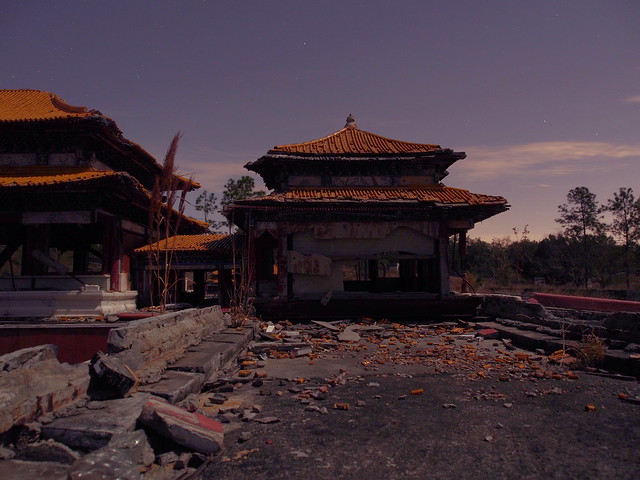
[571,333,607,368]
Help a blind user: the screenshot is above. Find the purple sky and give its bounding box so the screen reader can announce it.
[3,1,640,240]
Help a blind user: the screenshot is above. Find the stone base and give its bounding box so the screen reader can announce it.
[0,290,137,317]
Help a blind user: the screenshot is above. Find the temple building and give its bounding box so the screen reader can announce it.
[0,89,206,317]
[226,115,508,319]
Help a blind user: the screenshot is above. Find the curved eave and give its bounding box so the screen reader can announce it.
[0,171,208,233]
[0,90,198,192]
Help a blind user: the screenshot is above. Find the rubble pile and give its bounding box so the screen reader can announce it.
[0,307,256,479]
[2,296,639,477]
[249,319,585,383]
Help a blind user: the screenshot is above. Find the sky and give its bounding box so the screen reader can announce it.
[2,0,639,241]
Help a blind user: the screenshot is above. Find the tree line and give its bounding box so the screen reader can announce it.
[194,181,640,291]
[463,186,640,291]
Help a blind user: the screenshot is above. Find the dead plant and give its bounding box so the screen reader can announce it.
[228,229,256,327]
[146,133,190,311]
[569,332,607,368]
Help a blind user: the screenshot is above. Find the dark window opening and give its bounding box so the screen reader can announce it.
[343,256,439,293]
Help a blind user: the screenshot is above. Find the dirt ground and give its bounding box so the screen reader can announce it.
[202,321,640,480]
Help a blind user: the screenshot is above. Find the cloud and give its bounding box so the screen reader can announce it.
[455,141,640,181]
[623,95,640,103]
[175,146,267,193]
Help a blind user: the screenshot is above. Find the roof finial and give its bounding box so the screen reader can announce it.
[345,114,357,129]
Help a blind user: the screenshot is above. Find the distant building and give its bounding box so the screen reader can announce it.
[0,89,206,317]
[226,115,508,319]
[133,233,241,307]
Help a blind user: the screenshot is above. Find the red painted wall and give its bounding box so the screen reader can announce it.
[0,325,114,364]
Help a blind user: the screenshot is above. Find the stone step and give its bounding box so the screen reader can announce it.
[41,394,150,452]
[475,321,577,352]
[167,325,256,378]
[476,320,640,378]
[138,371,204,404]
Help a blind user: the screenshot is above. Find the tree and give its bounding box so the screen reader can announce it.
[556,186,605,288]
[195,190,218,223]
[194,190,223,232]
[606,187,640,288]
[221,176,266,207]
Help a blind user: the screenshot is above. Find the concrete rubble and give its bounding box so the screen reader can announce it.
[0,344,89,434]
[0,305,255,478]
[1,298,640,477]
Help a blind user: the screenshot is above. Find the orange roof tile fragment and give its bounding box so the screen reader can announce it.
[270,126,441,155]
[0,89,99,122]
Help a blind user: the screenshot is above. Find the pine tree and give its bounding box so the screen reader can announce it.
[556,186,605,288]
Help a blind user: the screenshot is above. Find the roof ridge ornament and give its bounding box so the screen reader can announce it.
[344,114,357,129]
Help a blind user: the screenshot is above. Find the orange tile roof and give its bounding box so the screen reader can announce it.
[134,234,230,253]
[0,165,208,231]
[270,125,441,155]
[0,166,139,188]
[252,186,506,206]
[0,89,100,122]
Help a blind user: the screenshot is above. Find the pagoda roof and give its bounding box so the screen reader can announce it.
[0,166,208,233]
[0,166,147,191]
[269,120,441,156]
[0,89,100,123]
[0,89,199,191]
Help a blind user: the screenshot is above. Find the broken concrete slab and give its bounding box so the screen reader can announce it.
[251,342,311,353]
[41,394,149,452]
[168,345,222,378]
[107,306,225,355]
[106,306,227,384]
[311,320,341,331]
[0,459,69,480]
[107,430,155,467]
[0,343,58,371]
[479,295,547,322]
[139,370,204,404]
[138,396,224,454]
[17,439,81,464]
[168,326,256,376]
[292,346,313,357]
[68,447,141,480]
[0,446,15,459]
[90,350,138,397]
[0,345,89,434]
[338,328,361,343]
[475,320,576,352]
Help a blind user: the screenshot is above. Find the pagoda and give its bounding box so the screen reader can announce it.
[0,89,206,317]
[227,115,509,319]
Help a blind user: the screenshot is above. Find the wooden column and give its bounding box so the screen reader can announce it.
[438,223,450,298]
[22,225,50,275]
[459,230,469,294]
[101,216,122,291]
[193,270,206,303]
